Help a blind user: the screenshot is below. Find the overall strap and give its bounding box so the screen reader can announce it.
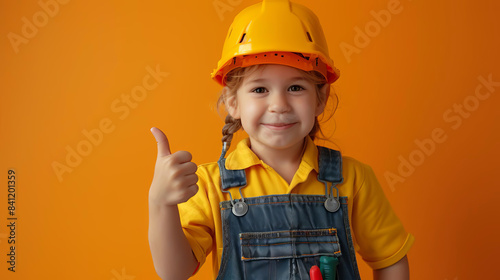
[218,143,247,191]
[317,146,343,184]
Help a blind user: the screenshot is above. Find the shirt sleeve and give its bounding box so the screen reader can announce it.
[177,165,216,271]
[351,163,415,270]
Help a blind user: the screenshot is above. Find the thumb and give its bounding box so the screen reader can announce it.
[150,127,171,157]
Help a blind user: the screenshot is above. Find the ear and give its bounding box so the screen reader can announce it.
[224,87,240,119]
[315,84,330,116]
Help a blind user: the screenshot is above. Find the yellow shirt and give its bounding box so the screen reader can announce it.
[179,137,414,277]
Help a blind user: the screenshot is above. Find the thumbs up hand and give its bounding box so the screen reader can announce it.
[149,127,199,206]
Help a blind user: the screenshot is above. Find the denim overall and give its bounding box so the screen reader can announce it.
[215,144,361,280]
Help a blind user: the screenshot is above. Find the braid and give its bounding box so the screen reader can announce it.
[222,115,242,148]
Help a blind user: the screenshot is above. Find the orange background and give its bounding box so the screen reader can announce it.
[1,0,499,279]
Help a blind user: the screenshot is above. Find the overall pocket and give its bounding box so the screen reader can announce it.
[240,228,342,279]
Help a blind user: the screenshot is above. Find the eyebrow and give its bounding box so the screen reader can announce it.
[246,76,307,84]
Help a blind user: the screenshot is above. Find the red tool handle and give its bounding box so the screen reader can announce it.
[310,265,323,280]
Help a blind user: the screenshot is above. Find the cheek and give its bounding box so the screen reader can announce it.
[314,100,326,116]
[239,100,262,121]
[299,103,319,132]
[298,99,318,121]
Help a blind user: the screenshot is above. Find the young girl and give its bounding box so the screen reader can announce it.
[148,0,414,279]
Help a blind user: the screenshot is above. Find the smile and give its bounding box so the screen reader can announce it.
[262,123,297,130]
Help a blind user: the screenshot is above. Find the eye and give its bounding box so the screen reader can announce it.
[251,87,268,94]
[288,85,305,92]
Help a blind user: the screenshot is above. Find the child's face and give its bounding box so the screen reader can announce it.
[227,64,326,153]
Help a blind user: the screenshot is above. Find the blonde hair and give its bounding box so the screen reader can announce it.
[217,64,339,149]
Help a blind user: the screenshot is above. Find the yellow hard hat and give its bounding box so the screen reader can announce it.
[211,0,340,86]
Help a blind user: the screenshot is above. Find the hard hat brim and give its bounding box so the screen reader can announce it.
[211,51,340,86]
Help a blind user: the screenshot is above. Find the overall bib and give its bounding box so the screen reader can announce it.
[215,145,362,280]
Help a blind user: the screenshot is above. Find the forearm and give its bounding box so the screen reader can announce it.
[148,201,198,280]
[373,255,409,280]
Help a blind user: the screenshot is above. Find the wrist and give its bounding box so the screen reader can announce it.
[148,193,177,209]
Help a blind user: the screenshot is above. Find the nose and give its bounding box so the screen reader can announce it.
[268,91,291,113]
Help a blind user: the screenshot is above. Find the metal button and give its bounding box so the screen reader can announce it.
[232,201,248,216]
[324,197,340,212]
